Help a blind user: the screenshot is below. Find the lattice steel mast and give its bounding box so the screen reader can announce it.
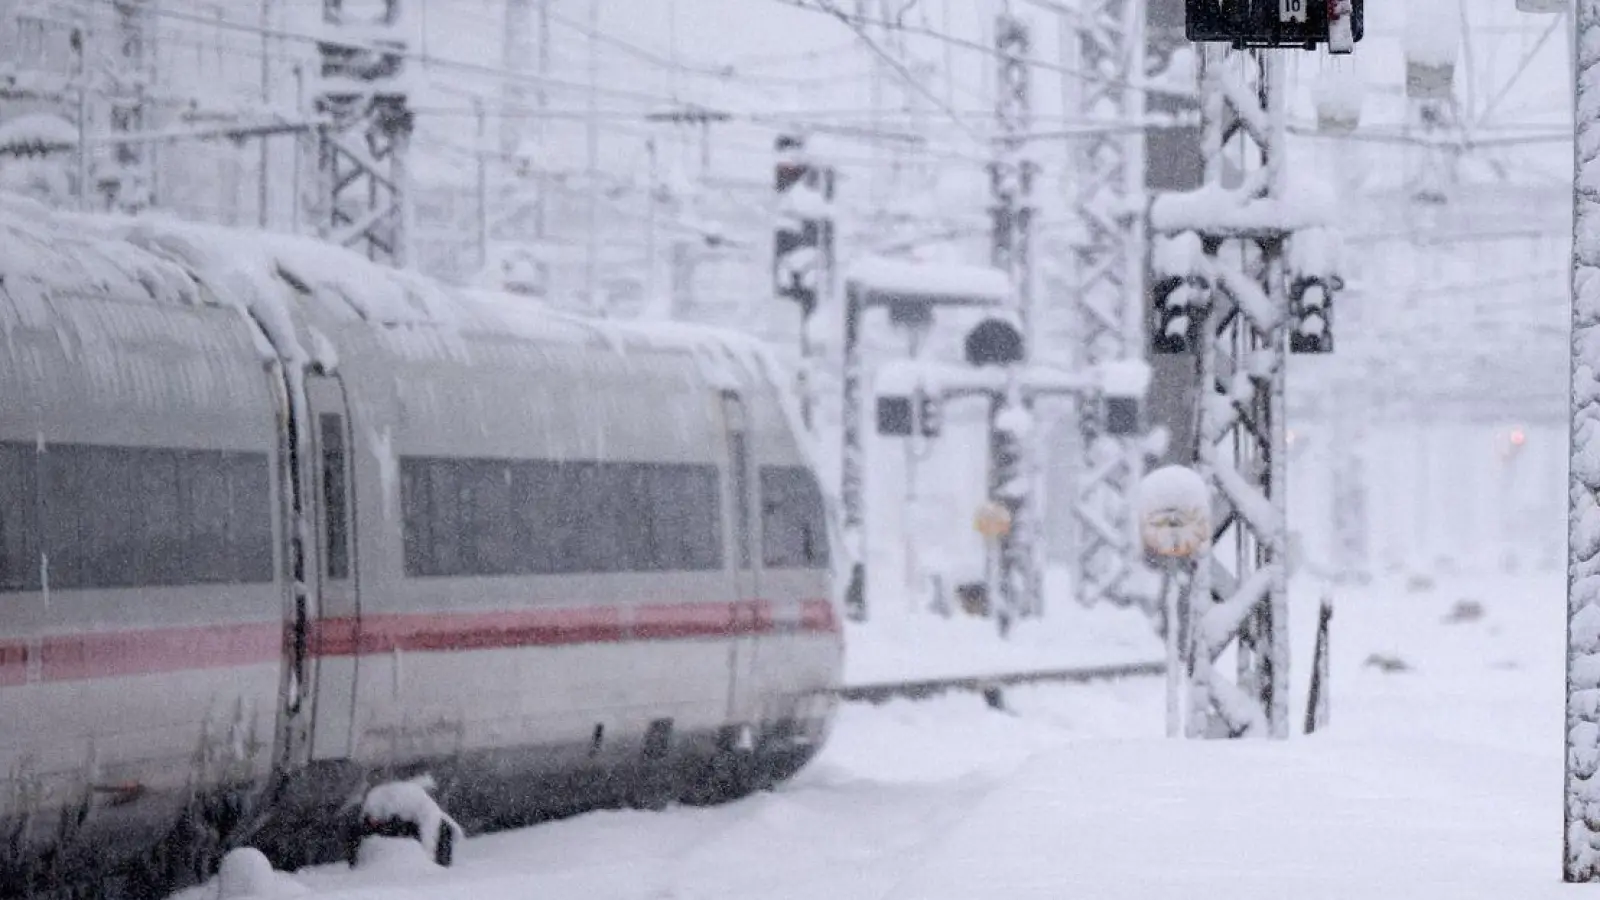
[316,0,413,266]
[103,0,153,213]
[988,12,1041,622]
[1065,0,1148,614]
[1153,37,1343,738]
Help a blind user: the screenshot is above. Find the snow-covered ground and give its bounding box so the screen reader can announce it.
[179,568,1573,899]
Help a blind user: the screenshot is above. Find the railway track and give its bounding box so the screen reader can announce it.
[832,659,1166,707]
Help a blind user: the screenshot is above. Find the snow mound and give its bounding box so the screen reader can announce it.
[360,775,463,867]
[162,848,307,900]
[353,836,447,875]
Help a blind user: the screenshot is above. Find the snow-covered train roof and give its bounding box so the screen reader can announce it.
[0,201,795,394]
[0,194,206,317]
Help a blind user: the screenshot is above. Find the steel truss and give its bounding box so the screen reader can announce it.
[1153,46,1324,739]
[989,13,1042,620]
[102,0,153,213]
[316,0,412,266]
[1065,0,1149,614]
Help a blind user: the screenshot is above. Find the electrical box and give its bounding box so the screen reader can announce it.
[877,396,914,437]
[1185,0,1363,52]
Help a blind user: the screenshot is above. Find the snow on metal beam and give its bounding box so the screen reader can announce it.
[845,256,1013,305]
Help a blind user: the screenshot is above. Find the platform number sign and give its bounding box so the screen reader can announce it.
[1280,0,1307,22]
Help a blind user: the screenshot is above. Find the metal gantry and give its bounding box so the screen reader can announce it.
[987,13,1042,620]
[1065,0,1149,614]
[316,0,413,266]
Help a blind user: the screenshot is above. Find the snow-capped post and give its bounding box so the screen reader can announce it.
[988,13,1042,619]
[844,258,1012,623]
[774,133,836,433]
[1064,0,1151,619]
[1136,465,1209,738]
[1565,0,1600,881]
[1155,2,1357,737]
[316,0,413,267]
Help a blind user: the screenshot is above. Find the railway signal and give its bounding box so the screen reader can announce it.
[773,134,834,320]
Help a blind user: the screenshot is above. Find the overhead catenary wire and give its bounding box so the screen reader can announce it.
[60,0,706,109]
[762,0,1195,102]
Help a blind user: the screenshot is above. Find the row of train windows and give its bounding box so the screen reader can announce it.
[0,442,274,592]
[0,442,831,591]
[399,457,830,577]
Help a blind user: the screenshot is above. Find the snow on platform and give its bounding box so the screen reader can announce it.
[840,567,1163,685]
[181,569,1572,899]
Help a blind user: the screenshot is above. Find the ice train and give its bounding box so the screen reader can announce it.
[0,202,842,897]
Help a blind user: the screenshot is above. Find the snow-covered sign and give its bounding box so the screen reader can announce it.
[847,256,1012,306]
[1136,466,1210,559]
[1404,0,1458,100]
[1314,64,1363,135]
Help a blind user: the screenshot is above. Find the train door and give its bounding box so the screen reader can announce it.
[722,391,763,720]
[305,373,361,760]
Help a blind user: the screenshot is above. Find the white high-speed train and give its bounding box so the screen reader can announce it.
[0,204,842,897]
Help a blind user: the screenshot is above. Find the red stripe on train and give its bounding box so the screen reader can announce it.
[0,598,838,684]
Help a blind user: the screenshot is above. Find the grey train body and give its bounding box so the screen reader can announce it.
[0,206,842,897]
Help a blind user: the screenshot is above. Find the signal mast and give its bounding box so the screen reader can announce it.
[1157,0,1361,738]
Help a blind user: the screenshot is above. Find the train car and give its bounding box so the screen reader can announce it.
[0,205,843,897]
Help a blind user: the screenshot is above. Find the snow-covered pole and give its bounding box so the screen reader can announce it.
[315,0,412,267]
[103,0,153,214]
[840,281,868,622]
[1565,0,1600,881]
[989,13,1042,620]
[1066,0,1150,616]
[989,375,1034,633]
[1136,465,1209,739]
[774,134,835,433]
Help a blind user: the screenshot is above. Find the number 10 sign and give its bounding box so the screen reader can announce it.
[1280,0,1307,22]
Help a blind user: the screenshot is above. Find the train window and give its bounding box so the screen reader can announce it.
[2,442,275,591]
[759,466,831,570]
[0,444,40,591]
[320,414,350,580]
[399,455,723,577]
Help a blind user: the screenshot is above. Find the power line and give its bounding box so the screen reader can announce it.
[802,0,983,144]
[60,0,701,109]
[763,0,1194,101]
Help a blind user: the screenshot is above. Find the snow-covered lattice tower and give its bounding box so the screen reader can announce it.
[315,0,413,266]
[1151,42,1338,738]
[99,0,153,213]
[988,14,1043,619]
[1063,0,1148,612]
[1566,0,1600,881]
